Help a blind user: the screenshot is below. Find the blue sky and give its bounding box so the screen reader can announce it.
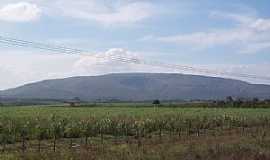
[0,0,270,89]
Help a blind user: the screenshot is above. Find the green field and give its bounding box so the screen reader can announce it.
[2,105,270,118]
[1,105,270,160]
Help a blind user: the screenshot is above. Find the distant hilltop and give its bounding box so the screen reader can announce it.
[1,73,270,101]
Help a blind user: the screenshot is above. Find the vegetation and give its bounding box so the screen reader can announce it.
[0,104,270,159]
[152,99,161,105]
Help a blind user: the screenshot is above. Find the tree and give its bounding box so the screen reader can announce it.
[252,97,259,103]
[226,96,234,103]
[153,99,161,105]
[216,100,225,107]
[35,122,49,152]
[233,98,244,108]
[50,115,65,152]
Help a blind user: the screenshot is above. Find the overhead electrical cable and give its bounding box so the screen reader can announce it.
[0,35,270,81]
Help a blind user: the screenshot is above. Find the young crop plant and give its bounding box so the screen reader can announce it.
[0,122,12,152]
[64,121,82,148]
[49,115,66,152]
[34,122,50,152]
[16,121,32,153]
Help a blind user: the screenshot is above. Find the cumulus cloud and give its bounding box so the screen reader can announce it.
[158,11,270,54]
[0,48,165,89]
[72,48,167,75]
[0,2,41,22]
[0,48,270,90]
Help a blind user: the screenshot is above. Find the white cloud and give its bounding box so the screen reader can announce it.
[74,48,270,85]
[0,65,25,89]
[158,29,255,49]
[0,51,79,90]
[52,0,155,25]
[240,42,270,54]
[72,48,166,75]
[137,35,155,42]
[250,18,270,31]
[158,11,270,54]
[211,11,270,32]
[1,48,270,90]
[0,2,42,22]
[210,11,254,25]
[0,0,160,25]
[0,48,166,90]
[201,63,270,85]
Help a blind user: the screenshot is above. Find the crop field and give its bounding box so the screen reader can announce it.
[1,105,270,160]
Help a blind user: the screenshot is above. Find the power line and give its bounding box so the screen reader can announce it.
[0,35,270,81]
[0,36,84,54]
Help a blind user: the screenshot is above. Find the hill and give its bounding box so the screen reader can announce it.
[1,73,270,101]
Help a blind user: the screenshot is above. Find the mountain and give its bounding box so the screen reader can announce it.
[1,73,270,101]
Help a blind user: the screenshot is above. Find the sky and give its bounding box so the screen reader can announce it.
[0,0,270,90]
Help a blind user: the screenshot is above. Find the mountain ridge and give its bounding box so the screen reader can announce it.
[1,73,270,101]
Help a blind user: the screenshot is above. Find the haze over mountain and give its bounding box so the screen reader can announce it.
[1,73,270,101]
